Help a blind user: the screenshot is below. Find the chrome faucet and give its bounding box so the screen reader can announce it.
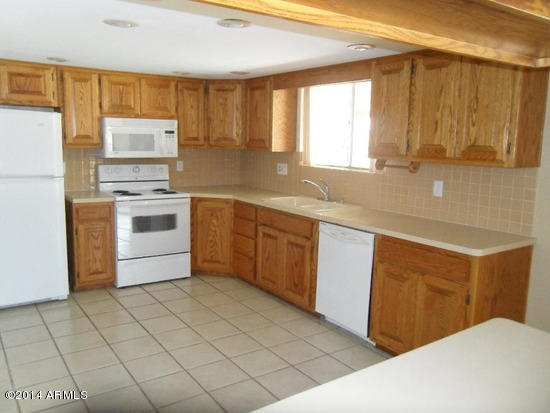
[301,179,330,201]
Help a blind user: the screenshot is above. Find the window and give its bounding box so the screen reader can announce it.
[300,80,372,170]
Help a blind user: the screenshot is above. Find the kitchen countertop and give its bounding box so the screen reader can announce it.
[65,190,114,204]
[175,185,534,256]
[254,318,550,413]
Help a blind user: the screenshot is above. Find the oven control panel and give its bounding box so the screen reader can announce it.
[98,164,169,182]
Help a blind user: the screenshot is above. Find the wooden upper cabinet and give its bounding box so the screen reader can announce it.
[207,80,244,147]
[246,77,272,150]
[369,56,412,159]
[409,55,460,160]
[100,74,140,116]
[62,70,101,148]
[140,77,176,118]
[177,80,206,146]
[0,63,58,107]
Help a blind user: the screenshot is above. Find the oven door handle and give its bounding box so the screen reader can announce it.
[116,198,190,208]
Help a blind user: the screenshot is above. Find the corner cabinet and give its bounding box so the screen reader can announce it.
[66,202,116,291]
[207,80,244,148]
[369,235,532,354]
[0,62,58,107]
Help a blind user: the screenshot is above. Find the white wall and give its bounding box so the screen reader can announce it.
[526,78,550,332]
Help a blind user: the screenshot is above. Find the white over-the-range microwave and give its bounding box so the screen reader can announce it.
[100,117,178,158]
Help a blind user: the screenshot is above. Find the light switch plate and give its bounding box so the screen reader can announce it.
[277,163,288,176]
[433,180,444,197]
[176,160,184,172]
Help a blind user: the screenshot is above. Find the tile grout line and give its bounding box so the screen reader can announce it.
[0,322,23,413]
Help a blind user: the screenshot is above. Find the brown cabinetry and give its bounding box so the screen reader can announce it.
[207,80,244,147]
[62,70,101,148]
[177,80,206,146]
[0,62,58,107]
[140,77,176,118]
[233,202,257,283]
[66,202,116,291]
[100,74,141,116]
[370,235,532,354]
[192,198,233,274]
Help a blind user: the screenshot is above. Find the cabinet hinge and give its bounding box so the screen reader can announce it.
[465,294,471,305]
[411,63,416,74]
[76,271,79,279]
[75,227,78,236]
[506,142,512,155]
[406,139,411,153]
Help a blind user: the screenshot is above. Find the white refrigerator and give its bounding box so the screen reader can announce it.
[0,106,69,308]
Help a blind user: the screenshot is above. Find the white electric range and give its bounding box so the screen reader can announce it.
[98,164,190,287]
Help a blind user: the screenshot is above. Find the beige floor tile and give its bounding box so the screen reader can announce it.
[111,335,164,361]
[84,384,152,413]
[176,309,221,326]
[55,331,106,354]
[36,298,75,311]
[140,371,204,408]
[224,287,265,301]
[0,313,43,332]
[107,285,144,298]
[141,281,176,292]
[38,400,87,413]
[11,356,69,388]
[231,348,288,377]
[1,325,50,348]
[172,276,206,289]
[210,379,277,413]
[197,275,229,285]
[194,292,235,308]
[17,377,77,413]
[99,322,149,344]
[116,293,158,308]
[47,317,95,338]
[226,313,274,332]
[6,340,58,366]
[89,309,134,328]
[170,342,226,369]
[178,283,218,297]
[155,327,203,350]
[79,298,123,315]
[124,352,182,382]
[71,289,112,304]
[331,345,387,370]
[73,363,134,397]
[159,393,223,413]
[241,296,283,312]
[0,396,18,413]
[210,279,246,292]
[0,305,38,319]
[211,333,261,357]
[295,355,353,384]
[256,366,318,399]
[260,306,304,324]
[247,325,297,347]
[149,288,189,302]
[210,301,253,318]
[270,339,324,365]
[304,330,358,353]
[127,303,170,320]
[188,359,249,391]
[193,320,240,340]
[63,345,118,375]
[280,317,329,337]
[41,306,85,324]
[140,314,187,334]
[163,297,206,313]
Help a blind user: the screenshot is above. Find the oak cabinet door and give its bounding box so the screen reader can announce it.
[0,64,57,106]
[62,70,101,148]
[194,199,233,274]
[409,55,460,160]
[413,275,468,348]
[370,260,418,354]
[177,80,206,146]
[280,233,312,310]
[207,80,243,147]
[100,74,140,116]
[369,57,411,159]
[140,77,177,118]
[257,225,283,293]
[246,77,272,150]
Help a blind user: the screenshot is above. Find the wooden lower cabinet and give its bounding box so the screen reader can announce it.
[257,225,283,291]
[233,202,257,283]
[280,233,313,310]
[369,235,532,355]
[66,202,115,291]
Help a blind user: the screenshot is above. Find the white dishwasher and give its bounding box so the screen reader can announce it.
[315,222,375,340]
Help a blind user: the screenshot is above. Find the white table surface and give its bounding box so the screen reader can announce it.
[255,318,550,413]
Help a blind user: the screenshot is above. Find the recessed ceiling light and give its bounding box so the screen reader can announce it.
[103,19,139,28]
[217,18,251,29]
[230,71,250,75]
[46,57,68,63]
[172,71,190,76]
[347,43,375,51]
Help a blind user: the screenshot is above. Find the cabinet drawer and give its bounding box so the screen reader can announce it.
[74,203,112,221]
[258,208,314,239]
[233,252,255,281]
[234,234,255,258]
[234,202,256,221]
[376,236,470,283]
[234,217,256,238]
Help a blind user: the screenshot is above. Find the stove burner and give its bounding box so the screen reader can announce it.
[152,188,168,192]
[123,192,142,196]
[162,191,177,194]
[113,190,129,194]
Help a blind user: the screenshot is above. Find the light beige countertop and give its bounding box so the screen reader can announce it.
[176,185,534,256]
[65,190,114,204]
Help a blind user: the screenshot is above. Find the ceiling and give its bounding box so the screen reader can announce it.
[0,0,417,78]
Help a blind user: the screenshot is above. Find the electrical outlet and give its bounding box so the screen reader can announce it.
[277,163,288,176]
[433,180,444,197]
[176,160,184,172]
